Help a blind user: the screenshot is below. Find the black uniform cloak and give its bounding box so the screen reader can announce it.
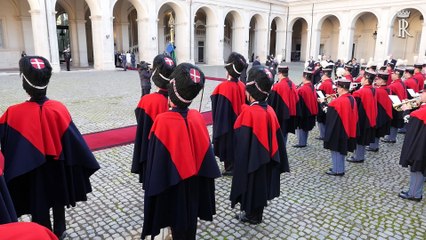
[142,108,221,238]
[324,94,358,155]
[297,82,318,131]
[132,90,169,184]
[211,79,246,164]
[0,97,100,217]
[352,85,377,145]
[268,77,299,134]
[399,105,426,176]
[375,86,393,137]
[0,153,17,224]
[230,102,289,214]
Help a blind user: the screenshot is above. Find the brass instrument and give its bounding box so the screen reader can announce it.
[393,97,421,111]
[318,93,337,104]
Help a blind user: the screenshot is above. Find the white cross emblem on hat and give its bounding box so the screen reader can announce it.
[164,57,174,66]
[30,58,45,69]
[190,68,201,83]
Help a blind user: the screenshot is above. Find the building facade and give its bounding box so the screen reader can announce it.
[0,0,425,71]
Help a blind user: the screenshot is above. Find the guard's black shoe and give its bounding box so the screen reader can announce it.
[398,192,422,202]
[381,139,396,143]
[56,231,67,240]
[365,146,378,152]
[235,213,261,225]
[292,144,307,148]
[346,156,364,163]
[315,137,324,140]
[325,170,345,176]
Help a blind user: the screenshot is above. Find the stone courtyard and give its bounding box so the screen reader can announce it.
[0,63,425,239]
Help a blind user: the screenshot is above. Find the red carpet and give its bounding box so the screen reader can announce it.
[84,111,213,151]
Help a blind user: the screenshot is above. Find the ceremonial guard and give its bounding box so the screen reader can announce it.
[142,63,221,239]
[404,67,419,94]
[398,86,426,202]
[311,61,322,85]
[0,152,17,224]
[322,78,358,176]
[383,67,407,143]
[343,64,354,81]
[293,70,318,148]
[211,52,247,175]
[316,66,335,140]
[0,56,100,239]
[347,70,377,163]
[268,65,299,146]
[132,54,176,185]
[231,65,289,224]
[368,71,393,152]
[413,63,425,92]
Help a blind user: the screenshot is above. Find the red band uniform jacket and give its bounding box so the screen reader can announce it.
[316,78,335,124]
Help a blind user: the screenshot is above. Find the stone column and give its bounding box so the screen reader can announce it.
[310,28,321,61]
[19,16,34,54]
[68,19,80,67]
[29,10,51,63]
[285,30,292,62]
[121,22,130,52]
[175,21,190,62]
[89,15,104,69]
[275,29,285,62]
[76,19,89,67]
[205,24,220,65]
[418,22,426,62]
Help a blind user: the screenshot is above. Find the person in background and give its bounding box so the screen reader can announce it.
[252,56,261,66]
[131,52,136,69]
[137,61,152,97]
[0,56,100,239]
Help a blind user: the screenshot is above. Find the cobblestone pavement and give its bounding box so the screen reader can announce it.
[1,64,425,239]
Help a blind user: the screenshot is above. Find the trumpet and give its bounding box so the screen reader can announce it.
[318,93,337,103]
[393,97,421,111]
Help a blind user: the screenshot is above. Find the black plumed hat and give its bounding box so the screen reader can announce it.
[151,54,176,89]
[225,52,247,78]
[168,63,205,108]
[19,56,52,99]
[246,65,274,101]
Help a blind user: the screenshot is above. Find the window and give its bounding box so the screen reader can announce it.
[0,19,4,48]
